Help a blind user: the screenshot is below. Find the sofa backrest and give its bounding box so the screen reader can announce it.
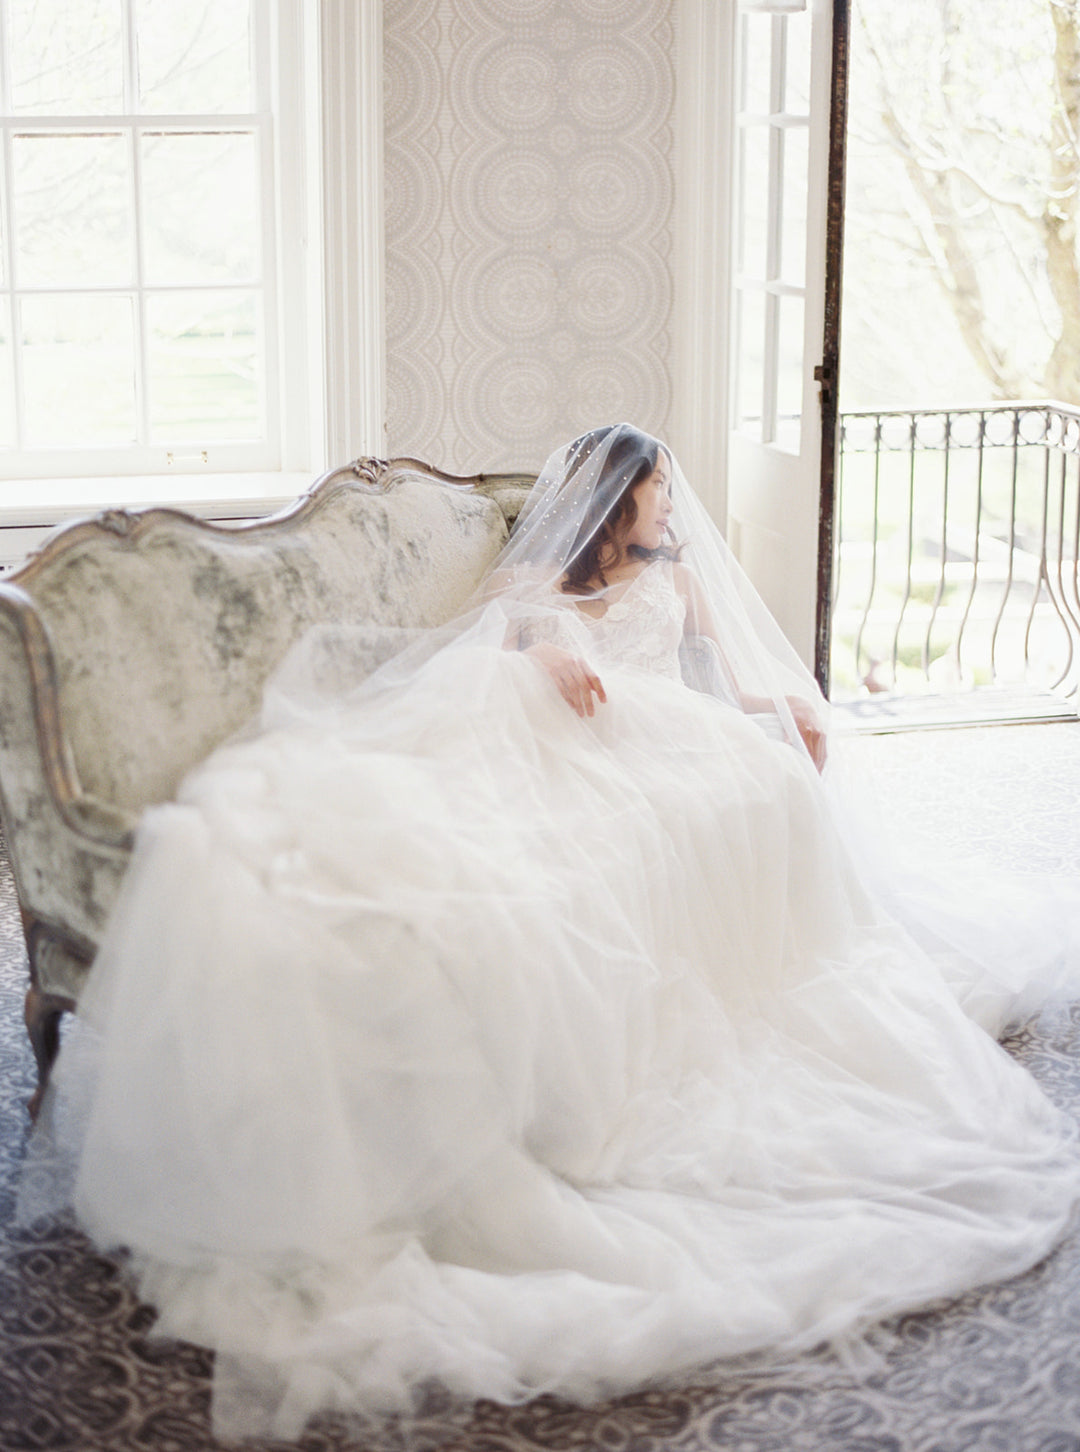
[10,464,525,814]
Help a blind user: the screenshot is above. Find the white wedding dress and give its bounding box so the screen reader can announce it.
[41,558,1080,1440]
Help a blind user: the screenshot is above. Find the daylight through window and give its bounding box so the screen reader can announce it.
[0,0,277,473]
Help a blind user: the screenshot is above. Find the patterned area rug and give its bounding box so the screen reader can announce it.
[3,726,1080,1451]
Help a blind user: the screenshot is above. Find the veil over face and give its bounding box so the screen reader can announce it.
[481,423,827,751]
[261,424,826,760]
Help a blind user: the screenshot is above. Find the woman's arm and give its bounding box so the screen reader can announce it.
[673,563,827,770]
[489,569,607,718]
[521,640,607,718]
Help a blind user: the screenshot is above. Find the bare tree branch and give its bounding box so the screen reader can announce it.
[1041,0,1080,399]
[858,0,1080,402]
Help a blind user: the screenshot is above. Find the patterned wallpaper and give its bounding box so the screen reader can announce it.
[383,0,674,474]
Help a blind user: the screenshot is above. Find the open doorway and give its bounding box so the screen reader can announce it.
[726,0,848,674]
[830,0,1080,726]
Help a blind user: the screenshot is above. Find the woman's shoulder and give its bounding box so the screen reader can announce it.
[482,563,553,601]
[668,559,700,598]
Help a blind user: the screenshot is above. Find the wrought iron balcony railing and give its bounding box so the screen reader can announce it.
[832,402,1080,706]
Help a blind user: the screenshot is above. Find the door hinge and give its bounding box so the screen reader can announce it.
[814,361,835,411]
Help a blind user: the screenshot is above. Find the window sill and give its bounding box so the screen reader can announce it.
[0,472,316,572]
[0,471,315,527]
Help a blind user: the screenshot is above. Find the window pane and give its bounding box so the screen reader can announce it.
[13,132,133,287]
[780,125,808,289]
[739,125,771,280]
[21,294,136,445]
[136,0,253,114]
[736,287,766,437]
[0,300,14,447]
[0,151,6,288]
[8,0,124,115]
[741,13,772,114]
[147,291,260,441]
[783,7,812,112]
[142,132,259,285]
[776,292,804,451]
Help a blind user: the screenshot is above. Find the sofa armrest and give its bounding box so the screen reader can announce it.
[0,587,136,961]
[0,583,136,849]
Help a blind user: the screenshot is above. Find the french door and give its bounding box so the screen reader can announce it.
[726,0,848,686]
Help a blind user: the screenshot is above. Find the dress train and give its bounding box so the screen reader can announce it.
[27,563,1080,1441]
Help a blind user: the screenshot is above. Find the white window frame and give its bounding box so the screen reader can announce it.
[672,0,737,525]
[317,0,385,467]
[0,0,386,519]
[732,4,811,452]
[0,3,265,477]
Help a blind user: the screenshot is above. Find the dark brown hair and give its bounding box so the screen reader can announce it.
[559,425,680,595]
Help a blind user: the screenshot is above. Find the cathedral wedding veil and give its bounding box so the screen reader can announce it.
[17,422,1080,1444]
[263,422,825,753]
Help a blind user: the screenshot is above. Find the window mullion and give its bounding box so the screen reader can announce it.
[122,0,136,111]
[131,127,149,448]
[256,113,277,456]
[6,113,260,130]
[2,128,23,452]
[252,0,269,113]
[252,6,276,454]
[14,280,259,295]
[0,0,23,450]
[0,0,8,113]
[123,0,150,447]
[761,15,786,444]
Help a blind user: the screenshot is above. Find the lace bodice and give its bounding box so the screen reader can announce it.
[529,561,687,681]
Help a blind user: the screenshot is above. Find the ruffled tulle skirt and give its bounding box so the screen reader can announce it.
[28,640,1080,1440]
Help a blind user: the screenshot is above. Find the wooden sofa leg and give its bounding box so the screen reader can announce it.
[24,984,68,1121]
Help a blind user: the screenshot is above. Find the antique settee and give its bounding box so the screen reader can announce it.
[0,459,533,1115]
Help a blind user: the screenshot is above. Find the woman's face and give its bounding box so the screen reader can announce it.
[623,451,673,552]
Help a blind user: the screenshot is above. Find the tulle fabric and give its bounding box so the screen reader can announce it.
[20,435,1080,1442]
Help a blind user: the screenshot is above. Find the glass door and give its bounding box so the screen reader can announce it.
[727,0,842,671]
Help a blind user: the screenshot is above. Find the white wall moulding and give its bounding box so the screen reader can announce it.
[274,0,325,476]
[319,0,387,464]
[740,2,808,13]
[671,0,736,526]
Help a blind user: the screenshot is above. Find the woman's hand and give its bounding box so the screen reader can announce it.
[524,641,607,717]
[737,689,828,772]
[785,696,827,772]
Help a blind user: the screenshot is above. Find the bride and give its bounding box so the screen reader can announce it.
[29,424,1080,1441]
